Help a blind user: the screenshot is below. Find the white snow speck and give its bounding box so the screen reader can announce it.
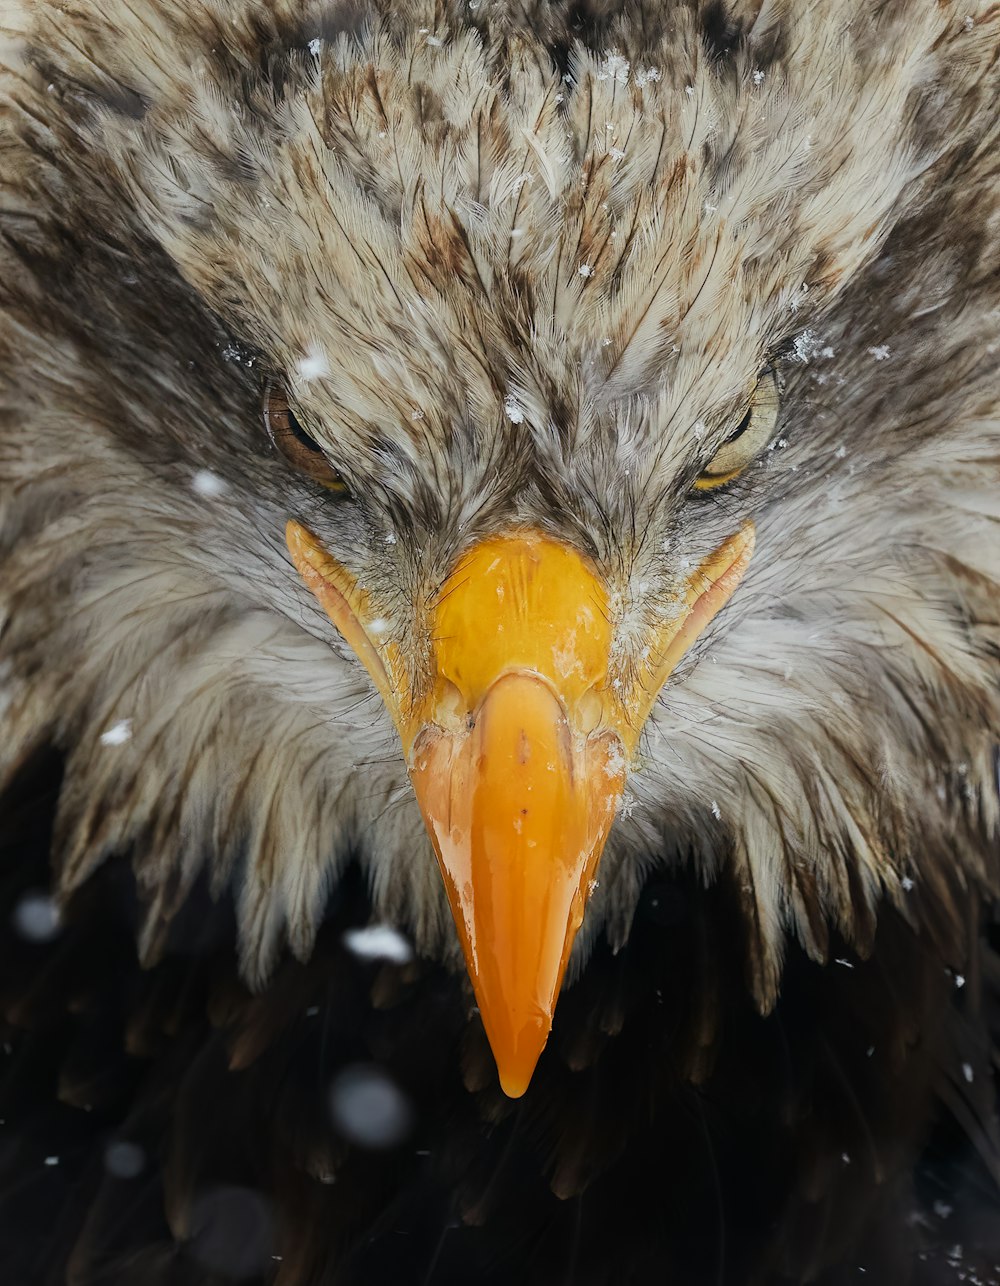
[684,85,694,97]
[788,282,810,312]
[867,345,891,362]
[841,1152,851,1165]
[384,532,396,545]
[793,328,821,362]
[297,348,329,382]
[101,720,132,746]
[343,923,414,965]
[955,973,966,989]
[834,445,847,459]
[834,957,854,969]
[308,37,321,55]
[603,742,626,780]
[962,1062,974,1083]
[597,52,630,84]
[710,800,722,821]
[578,263,594,278]
[634,67,661,88]
[503,395,525,424]
[901,876,915,891]
[965,15,975,30]
[934,1200,954,1219]
[609,147,625,161]
[12,893,61,943]
[410,408,424,421]
[426,34,444,46]
[44,1156,60,1166]
[192,469,227,498]
[751,69,764,85]
[866,1045,875,1057]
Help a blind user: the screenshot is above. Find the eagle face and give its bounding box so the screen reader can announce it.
[1,0,998,1094]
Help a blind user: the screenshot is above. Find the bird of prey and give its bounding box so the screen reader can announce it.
[1,0,999,1281]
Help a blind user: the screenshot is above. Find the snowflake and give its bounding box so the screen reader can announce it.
[343,924,414,964]
[792,328,822,362]
[503,394,525,424]
[101,719,133,746]
[867,344,891,362]
[297,348,329,381]
[597,52,630,84]
[192,469,226,498]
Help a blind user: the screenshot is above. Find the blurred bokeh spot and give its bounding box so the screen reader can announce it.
[328,1063,413,1149]
[188,1186,275,1279]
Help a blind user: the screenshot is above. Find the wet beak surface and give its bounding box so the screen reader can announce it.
[286,523,754,1096]
[409,674,625,1097]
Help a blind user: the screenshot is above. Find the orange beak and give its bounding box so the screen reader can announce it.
[286,523,754,1096]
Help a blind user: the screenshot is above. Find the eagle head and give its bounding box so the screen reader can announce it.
[2,0,998,1096]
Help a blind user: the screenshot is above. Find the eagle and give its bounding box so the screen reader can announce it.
[1,0,999,1281]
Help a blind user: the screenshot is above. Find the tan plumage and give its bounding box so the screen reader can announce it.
[1,0,999,1280]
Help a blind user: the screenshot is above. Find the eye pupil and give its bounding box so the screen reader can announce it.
[693,367,780,493]
[726,406,753,444]
[287,408,323,454]
[263,380,349,493]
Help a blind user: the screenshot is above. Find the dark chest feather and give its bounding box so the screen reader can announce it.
[2,750,999,1286]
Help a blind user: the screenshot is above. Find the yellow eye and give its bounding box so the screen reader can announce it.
[694,368,780,491]
[263,381,349,493]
